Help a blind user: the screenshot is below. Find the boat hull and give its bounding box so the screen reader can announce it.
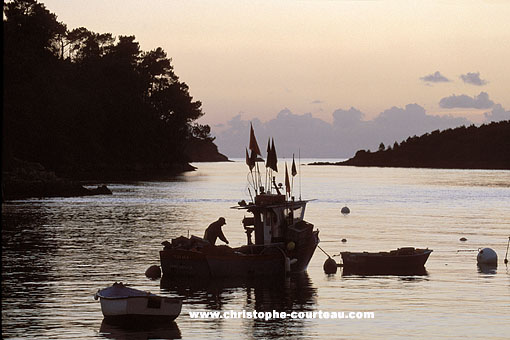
[99,296,181,321]
[289,230,319,272]
[160,231,319,278]
[160,248,285,278]
[341,248,432,275]
[96,284,182,321]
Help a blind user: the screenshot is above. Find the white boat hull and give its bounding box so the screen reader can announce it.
[96,283,182,321]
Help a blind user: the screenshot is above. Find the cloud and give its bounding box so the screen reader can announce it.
[311,100,323,104]
[460,72,487,86]
[439,91,494,109]
[213,105,470,158]
[332,107,364,128]
[484,104,510,122]
[420,71,450,83]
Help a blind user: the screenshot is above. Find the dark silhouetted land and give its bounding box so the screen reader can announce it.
[310,121,510,170]
[2,0,227,199]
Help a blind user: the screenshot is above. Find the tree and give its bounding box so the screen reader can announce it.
[3,0,213,176]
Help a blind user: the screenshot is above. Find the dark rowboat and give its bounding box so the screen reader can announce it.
[341,247,432,275]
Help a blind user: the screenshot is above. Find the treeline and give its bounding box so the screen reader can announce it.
[3,0,224,179]
[333,121,510,169]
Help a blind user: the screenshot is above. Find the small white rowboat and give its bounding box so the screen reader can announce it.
[94,282,181,322]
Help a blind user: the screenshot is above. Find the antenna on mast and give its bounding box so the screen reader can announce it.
[299,149,302,200]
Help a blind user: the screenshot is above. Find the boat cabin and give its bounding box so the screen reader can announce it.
[237,193,308,246]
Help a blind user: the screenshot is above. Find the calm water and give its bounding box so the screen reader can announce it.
[2,161,510,339]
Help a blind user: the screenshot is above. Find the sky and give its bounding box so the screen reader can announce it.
[41,0,510,157]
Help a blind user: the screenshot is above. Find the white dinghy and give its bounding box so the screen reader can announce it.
[94,282,182,322]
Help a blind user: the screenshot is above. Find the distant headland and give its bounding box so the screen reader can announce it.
[310,120,510,170]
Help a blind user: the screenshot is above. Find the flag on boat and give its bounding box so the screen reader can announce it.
[291,154,297,177]
[266,138,278,172]
[245,148,255,171]
[249,123,262,156]
[285,162,291,194]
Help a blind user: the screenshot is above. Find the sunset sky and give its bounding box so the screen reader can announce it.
[42,0,510,149]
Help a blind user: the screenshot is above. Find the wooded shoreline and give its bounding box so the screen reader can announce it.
[310,121,510,170]
[2,0,229,200]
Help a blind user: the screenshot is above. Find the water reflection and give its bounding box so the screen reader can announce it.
[3,163,510,339]
[2,205,60,335]
[245,273,317,339]
[161,273,317,338]
[99,319,181,340]
[161,273,316,308]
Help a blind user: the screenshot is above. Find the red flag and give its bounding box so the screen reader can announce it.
[249,123,262,156]
[270,138,278,172]
[265,138,271,169]
[266,138,278,172]
[285,163,290,194]
[291,154,297,177]
[245,148,255,170]
[250,149,258,165]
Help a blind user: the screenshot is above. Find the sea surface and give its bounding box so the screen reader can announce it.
[2,160,510,339]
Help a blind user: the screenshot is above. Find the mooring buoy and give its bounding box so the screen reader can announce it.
[460,237,467,242]
[341,238,347,243]
[341,206,350,215]
[477,248,498,266]
[323,257,338,274]
[145,265,161,279]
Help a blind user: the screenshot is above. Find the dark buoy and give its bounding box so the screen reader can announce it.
[341,238,347,243]
[323,257,337,274]
[477,248,498,266]
[460,237,467,242]
[145,265,161,279]
[341,206,350,215]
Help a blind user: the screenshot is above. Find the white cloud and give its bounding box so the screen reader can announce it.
[213,105,470,158]
[420,71,450,83]
[484,104,510,122]
[460,72,487,86]
[439,92,494,109]
[332,107,364,128]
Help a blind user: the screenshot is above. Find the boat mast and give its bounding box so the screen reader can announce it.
[299,149,301,200]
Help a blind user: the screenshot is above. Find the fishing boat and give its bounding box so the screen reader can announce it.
[341,247,432,275]
[94,282,182,322]
[159,125,319,278]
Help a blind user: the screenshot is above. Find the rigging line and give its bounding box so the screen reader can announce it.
[317,245,332,258]
[264,166,268,193]
[505,236,509,264]
[255,162,261,194]
[248,170,256,198]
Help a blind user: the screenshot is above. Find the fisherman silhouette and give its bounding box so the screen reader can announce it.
[204,217,229,245]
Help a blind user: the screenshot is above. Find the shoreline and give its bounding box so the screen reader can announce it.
[2,159,209,201]
[308,161,510,171]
